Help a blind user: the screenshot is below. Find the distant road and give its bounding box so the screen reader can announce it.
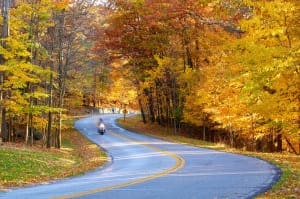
[0,114,280,199]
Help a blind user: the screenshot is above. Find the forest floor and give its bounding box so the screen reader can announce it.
[0,117,107,191]
[118,115,300,199]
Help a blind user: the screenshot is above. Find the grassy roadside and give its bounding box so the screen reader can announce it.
[0,117,107,190]
[118,115,300,199]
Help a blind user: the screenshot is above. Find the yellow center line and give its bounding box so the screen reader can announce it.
[54,130,185,199]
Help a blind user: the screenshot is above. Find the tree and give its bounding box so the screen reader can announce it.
[184,0,300,152]
[96,0,242,132]
[235,0,300,152]
[0,0,100,148]
[0,0,52,143]
[49,0,98,148]
[0,0,10,142]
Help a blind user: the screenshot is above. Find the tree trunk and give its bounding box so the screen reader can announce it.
[1,109,7,141]
[165,94,171,131]
[57,112,62,149]
[56,10,66,149]
[229,125,234,148]
[93,66,98,109]
[25,114,29,144]
[8,116,12,141]
[0,72,3,141]
[138,96,146,123]
[29,113,33,146]
[155,81,161,125]
[146,88,155,123]
[186,47,193,68]
[47,69,53,148]
[0,0,10,142]
[203,125,206,141]
[43,126,46,147]
[47,111,52,148]
[267,133,275,152]
[46,23,55,148]
[276,133,282,152]
[171,77,177,135]
[284,136,298,155]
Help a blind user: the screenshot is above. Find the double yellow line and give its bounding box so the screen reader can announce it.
[55,131,185,199]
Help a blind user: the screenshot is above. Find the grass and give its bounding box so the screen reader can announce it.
[0,118,107,190]
[118,115,300,199]
[0,148,65,184]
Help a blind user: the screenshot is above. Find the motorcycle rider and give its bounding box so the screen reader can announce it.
[98,118,105,134]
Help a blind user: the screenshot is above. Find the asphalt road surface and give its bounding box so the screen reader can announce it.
[0,114,280,199]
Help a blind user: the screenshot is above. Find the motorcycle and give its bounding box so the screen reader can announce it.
[98,123,106,135]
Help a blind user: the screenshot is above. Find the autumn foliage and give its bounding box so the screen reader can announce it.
[0,0,101,148]
[0,0,299,153]
[95,0,299,153]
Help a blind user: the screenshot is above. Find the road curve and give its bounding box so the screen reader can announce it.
[0,114,280,199]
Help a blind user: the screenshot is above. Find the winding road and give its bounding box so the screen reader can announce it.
[0,114,280,199]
